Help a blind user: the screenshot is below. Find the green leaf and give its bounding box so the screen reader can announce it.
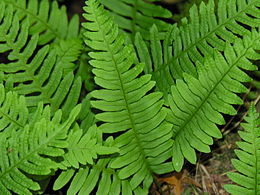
[224,104,260,194]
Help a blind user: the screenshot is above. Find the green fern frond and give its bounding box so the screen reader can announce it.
[99,0,172,41]
[135,0,260,95]
[54,137,133,195]
[0,85,28,135]
[61,125,119,169]
[54,39,83,75]
[83,0,173,191]
[224,104,260,195]
[0,8,82,117]
[0,92,81,194]
[2,0,80,45]
[167,31,259,171]
[135,24,175,98]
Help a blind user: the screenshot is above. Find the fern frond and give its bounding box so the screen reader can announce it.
[2,0,80,45]
[167,31,259,171]
[0,8,82,117]
[83,0,173,191]
[99,0,172,41]
[224,104,260,195]
[61,125,119,169]
[135,0,260,95]
[135,24,175,98]
[54,39,83,75]
[0,85,28,135]
[54,137,133,195]
[0,92,81,195]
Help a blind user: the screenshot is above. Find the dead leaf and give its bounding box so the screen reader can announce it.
[159,169,201,195]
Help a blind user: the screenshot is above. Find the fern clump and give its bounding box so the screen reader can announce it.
[0,0,259,194]
[224,105,260,195]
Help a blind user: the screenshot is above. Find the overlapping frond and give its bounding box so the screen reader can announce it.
[0,94,81,195]
[60,125,119,169]
[54,138,135,195]
[0,7,82,117]
[2,0,80,45]
[224,104,260,195]
[135,24,175,98]
[83,0,173,191]
[99,0,172,41]
[167,31,259,171]
[135,0,260,95]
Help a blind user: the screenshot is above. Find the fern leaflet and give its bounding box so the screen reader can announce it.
[224,104,260,195]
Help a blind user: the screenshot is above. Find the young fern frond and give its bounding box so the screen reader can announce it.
[83,0,173,191]
[135,0,260,95]
[167,31,259,171]
[99,0,172,41]
[2,0,80,45]
[0,90,81,195]
[224,104,260,195]
[0,7,82,118]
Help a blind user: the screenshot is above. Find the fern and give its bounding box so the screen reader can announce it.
[53,137,133,195]
[0,0,259,194]
[2,0,80,45]
[0,86,81,194]
[167,31,259,171]
[82,0,173,191]
[99,0,172,41]
[0,5,82,117]
[0,85,28,135]
[60,125,119,169]
[224,104,260,195]
[135,0,260,95]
